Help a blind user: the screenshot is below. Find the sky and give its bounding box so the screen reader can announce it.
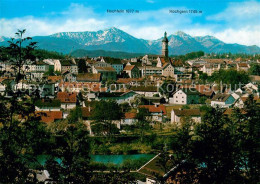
[0,0,260,46]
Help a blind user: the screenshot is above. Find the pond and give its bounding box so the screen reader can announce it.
[90,154,155,165]
[37,154,155,166]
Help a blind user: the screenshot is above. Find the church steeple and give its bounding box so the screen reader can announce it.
[162,31,169,57]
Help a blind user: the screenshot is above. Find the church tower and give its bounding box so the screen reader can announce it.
[162,31,169,57]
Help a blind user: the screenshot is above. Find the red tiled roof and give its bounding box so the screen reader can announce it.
[76,73,101,82]
[162,62,171,69]
[35,111,63,123]
[48,76,62,82]
[123,65,135,71]
[184,85,215,97]
[95,66,116,72]
[57,92,77,103]
[238,63,248,67]
[139,105,166,115]
[160,57,165,64]
[172,60,183,67]
[124,112,136,119]
[235,58,243,62]
[0,77,9,83]
[117,78,143,84]
[159,57,171,64]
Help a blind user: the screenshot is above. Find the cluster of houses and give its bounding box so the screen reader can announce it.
[1,32,260,184]
[0,32,259,134]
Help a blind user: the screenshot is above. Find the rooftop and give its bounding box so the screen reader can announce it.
[103,57,123,64]
[123,65,136,71]
[176,88,200,95]
[139,105,166,115]
[57,92,77,103]
[237,63,249,68]
[212,93,231,102]
[117,78,143,84]
[60,59,75,66]
[35,111,63,123]
[47,76,62,82]
[124,112,137,119]
[172,109,201,116]
[94,66,116,72]
[76,73,101,82]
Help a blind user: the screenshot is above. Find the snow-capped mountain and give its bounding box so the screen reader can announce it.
[51,27,135,45]
[1,27,260,55]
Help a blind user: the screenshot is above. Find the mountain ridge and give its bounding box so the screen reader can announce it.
[1,27,259,55]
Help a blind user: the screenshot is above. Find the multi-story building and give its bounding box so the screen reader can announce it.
[92,66,117,81]
[140,66,162,77]
[123,65,140,78]
[162,63,174,78]
[170,88,200,105]
[61,59,78,74]
[111,63,124,74]
[201,64,220,76]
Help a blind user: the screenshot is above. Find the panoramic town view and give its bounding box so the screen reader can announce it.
[0,0,259,183]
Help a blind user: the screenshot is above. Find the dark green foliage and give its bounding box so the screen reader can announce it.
[172,51,204,62]
[209,69,249,89]
[0,120,50,183]
[67,106,82,123]
[32,49,65,59]
[249,63,260,76]
[35,99,61,107]
[90,169,137,184]
[199,73,209,83]
[90,100,123,136]
[102,57,122,64]
[136,107,151,142]
[0,30,137,183]
[242,95,260,182]
[0,47,65,61]
[119,102,131,113]
[198,96,208,104]
[167,103,260,183]
[71,49,145,59]
[192,108,239,183]
[77,58,88,73]
[159,80,176,99]
[45,122,92,183]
